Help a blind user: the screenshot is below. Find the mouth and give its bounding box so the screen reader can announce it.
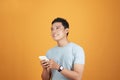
[53,34,59,37]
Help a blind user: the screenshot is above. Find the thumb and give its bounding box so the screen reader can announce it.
[49,59,54,62]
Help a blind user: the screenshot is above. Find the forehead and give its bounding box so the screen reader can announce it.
[52,22,63,28]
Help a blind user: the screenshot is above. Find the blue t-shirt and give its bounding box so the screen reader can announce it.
[46,42,85,80]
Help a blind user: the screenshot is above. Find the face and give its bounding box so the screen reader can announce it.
[51,22,68,41]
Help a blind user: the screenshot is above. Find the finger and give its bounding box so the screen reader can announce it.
[47,64,50,68]
[43,62,49,66]
[49,59,52,62]
[41,60,48,64]
[49,59,54,63]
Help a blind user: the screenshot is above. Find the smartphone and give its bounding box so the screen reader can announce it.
[38,56,49,61]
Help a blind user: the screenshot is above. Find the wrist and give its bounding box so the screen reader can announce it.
[43,68,47,71]
[58,65,64,72]
[43,68,51,73]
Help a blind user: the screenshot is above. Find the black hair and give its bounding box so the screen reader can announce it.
[51,17,69,36]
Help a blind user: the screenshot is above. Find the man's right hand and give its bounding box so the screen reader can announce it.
[40,60,49,69]
[40,60,51,80]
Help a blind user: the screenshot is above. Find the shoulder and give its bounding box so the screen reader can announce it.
[46,46,57,54]
[70,42,85,57]
[71,42,85,64]
[70,42,84,51]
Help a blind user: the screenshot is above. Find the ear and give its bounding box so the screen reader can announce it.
[65,28,69,34]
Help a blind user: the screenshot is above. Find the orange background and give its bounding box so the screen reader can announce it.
[0,0,120,80]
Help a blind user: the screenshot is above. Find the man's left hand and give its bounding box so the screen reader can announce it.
[48,59,60,70]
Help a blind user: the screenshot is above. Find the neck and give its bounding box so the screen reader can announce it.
[57,37,70,47]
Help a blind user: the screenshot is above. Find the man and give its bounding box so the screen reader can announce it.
[40,17,85,80]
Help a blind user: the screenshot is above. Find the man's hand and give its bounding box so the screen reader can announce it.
[40,59,59,70]
[40,60,49,69]
[48,59,60,70]
[40,60,51,80]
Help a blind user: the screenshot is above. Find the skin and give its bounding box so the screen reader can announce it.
[40,22,84,80]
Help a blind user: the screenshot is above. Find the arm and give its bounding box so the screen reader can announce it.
[40,60,51,80]
[41,68,51,80]
[48,59,84,80]
[60,64,84,80]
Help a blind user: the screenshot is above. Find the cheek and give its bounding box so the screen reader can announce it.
[59,31,66,36]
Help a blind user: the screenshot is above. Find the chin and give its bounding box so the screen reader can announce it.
[52,37,61,41]
[53,38,60,41]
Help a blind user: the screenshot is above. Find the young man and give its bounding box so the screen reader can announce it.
[40,17,85,80]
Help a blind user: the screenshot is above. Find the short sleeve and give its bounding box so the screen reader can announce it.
[73,47,85,64]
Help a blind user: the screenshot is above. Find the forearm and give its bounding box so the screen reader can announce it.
[41,69,51,80]
[60,68,82,80]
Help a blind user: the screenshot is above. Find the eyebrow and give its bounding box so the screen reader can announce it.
[55,26,61,28]
[51,25,62,30]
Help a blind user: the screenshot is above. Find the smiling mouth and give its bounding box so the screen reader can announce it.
[53,34,59,37]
